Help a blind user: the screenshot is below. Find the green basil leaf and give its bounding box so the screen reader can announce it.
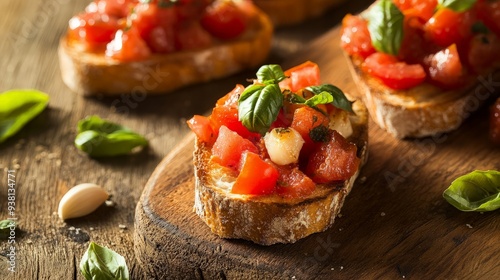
[438,0,477,12]
[239,84,283,135]
[0,220,15,240]
[80,242,129,280]
[0,89,49,144]
[443,170,500,212]
[75,116,147,157]
[307,84,354,113]
[366,0,404,55]
[256,64,287,84]
[304,92,334,107]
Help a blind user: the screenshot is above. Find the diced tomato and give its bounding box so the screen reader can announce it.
[275,165,315,199]
[187,115,216,144]
[393,0,437,22]
[425,8,476,48]
[306,130,360,184]
[425,44,466,88]
[85,0,134,18]
[490,98,500,145]
[175,22,213,51]
[131,3,161,41]
[231,152,279,195]
[477,0,500,36]
[398,16,440,64]
[147,26,176,53]
[215,84,244,108]
[270,109,292,129]
[340,14,376,59]
[175,0,212,22]
[210,105,261,141]
[467,33,500,74]
[67,12,120,48]
[363,53,426,90]
[105,27,151,61]
[279,61,321,92]
[290,106,329,157]
[212,126,259,169]
[201,0,247,40]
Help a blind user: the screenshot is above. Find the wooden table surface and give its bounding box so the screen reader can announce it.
[0,0,377,279]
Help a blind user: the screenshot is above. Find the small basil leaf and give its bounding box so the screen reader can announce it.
[304,92,334,108]
[307,84,354,113]
[80,242,129,280]
[256,64,287,84]
[438,0,477,12]
[239,84,283,135]
[75,116,147,157]
[0,89,49,144]
[443,170,500,212]
[0,220,15,240]
[366,0,404,55]
[78,115,127,134]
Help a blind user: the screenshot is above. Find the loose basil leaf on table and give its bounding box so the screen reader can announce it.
[239,84,283,136]
[75,115,148,157]
[0,89,49,144]
[443,170,500,212]
[365,0,404,56]
[438,0,477,12]
[0,219,15,240]
[80,242,129,280]
[307,84,354,113]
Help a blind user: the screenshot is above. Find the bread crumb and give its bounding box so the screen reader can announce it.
[340,266,344,270]
[89,227,94,231]
[26,239,33,244]
[337,213,343,218]
[359,176,367,183]
[466,224,473,229]
[118,224,127,229]
[339,228,343,231]
[331,267,334,271]
[105,200,115,207]
[69,226,75,231]
[380,212,386,217]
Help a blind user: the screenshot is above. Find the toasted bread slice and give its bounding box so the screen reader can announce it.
[254,0,346,27]
[193,100,368,245]
[345,54,500,139]
[58,4,273,96]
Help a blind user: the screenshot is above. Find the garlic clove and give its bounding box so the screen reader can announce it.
[58,183,109,220]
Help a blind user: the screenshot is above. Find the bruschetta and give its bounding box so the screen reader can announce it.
[187,61,368,245]
[341,0,500,138]
[58,0,273,96]
[253,0,347,27]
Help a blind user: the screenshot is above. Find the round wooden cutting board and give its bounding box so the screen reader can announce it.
[133,27,500,280]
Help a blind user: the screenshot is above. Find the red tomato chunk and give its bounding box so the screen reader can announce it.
[232,152,279,195]
[212,126,258,169]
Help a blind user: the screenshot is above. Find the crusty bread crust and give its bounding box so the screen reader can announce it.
[254,0,346,27]
[345,53,500,139]
[193,100,368,245]
[58,6,273,96]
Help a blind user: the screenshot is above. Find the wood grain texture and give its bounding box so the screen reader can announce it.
[0,0,372,279]
[135,10,500,280]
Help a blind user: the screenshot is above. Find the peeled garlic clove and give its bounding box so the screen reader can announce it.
[264,127,304,165]
[58,183,109,220]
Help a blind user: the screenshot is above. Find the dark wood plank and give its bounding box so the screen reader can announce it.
[134,22,500,280]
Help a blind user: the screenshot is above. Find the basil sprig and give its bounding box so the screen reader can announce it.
[0,89,49,144]
[80,242,129,280]
[238,65,355,135]
[75,115,148,157]
[438,0,477,12]
[238,65,285,135]
[443,170,500,212]
[366,0,404,56]
[306,85,354,113]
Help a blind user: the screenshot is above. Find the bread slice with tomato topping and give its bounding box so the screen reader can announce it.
[187,62,368,245]
[341,0,500,138]
[253,0,347,27]
[58,0,273,96]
